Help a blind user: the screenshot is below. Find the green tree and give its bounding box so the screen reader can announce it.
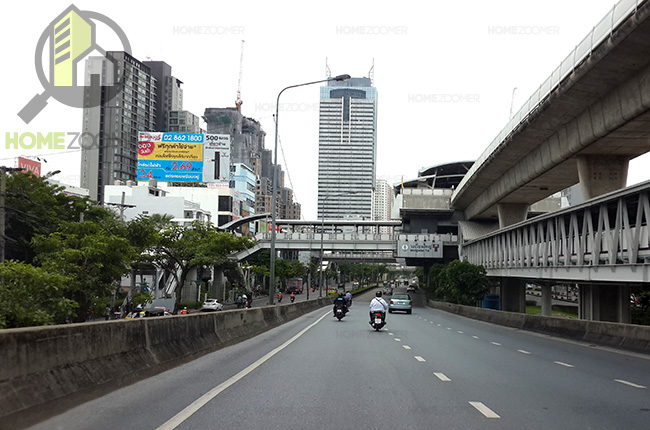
[0,260,77,328]
[32,221,137,321]
[437,260,489,305]
[148,222,253,310]
[4,171,113,263]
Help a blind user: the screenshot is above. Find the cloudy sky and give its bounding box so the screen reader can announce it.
[2,0,648,219]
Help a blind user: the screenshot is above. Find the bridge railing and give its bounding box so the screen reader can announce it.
[461,182,650,271]
[454,0,646,199]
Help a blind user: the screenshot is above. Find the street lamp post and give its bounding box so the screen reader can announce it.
[268,74,350,306]
[318,191,359,297]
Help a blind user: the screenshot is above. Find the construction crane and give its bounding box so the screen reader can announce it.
[235,40,245,112]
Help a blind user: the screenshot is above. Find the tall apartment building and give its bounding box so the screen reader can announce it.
[80,53,186,202]
[317,77,377,220]
[373,179,392,232]
[169,111,204,133]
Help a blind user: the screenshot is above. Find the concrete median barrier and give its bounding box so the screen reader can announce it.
[0,297,333,429]
[427,299,650,354]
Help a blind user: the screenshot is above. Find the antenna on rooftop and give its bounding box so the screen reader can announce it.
[325,57,331,78]
[369,58,375,86]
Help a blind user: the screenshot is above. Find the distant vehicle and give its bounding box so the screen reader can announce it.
[286,278,303,294]
[383,285,393,295]
[145,307,170,317]
[389,293,412,314]
[201,298,223,311]
[406,285,416,293]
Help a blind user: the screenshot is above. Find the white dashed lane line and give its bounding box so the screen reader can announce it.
[388,332,394,336]
[469,401,501,418]
[434,372,451,382]
[491,342,502,346]
[554,361,574,368]
[615,379,647,389]
[394,338,401,342]
[457,331,464,334]
[414,356,426,362]
[518,350,531,355]
[472,336,479,339]
[403,345,412,350]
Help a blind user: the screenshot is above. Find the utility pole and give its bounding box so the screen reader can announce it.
[1,166,24,264]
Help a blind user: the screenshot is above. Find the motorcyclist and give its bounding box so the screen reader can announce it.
[345,291,352,308]
[333,293,348,317]
[278,292,282,303]
[369,291,388,325]
[290,292,295,302]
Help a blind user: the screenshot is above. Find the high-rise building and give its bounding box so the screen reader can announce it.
[169,111,204,133]
[373,179,392,232]
[80,54,189,202]
[317,77,377,220]
[80,51,157,202]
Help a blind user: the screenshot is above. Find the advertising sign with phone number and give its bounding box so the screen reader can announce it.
[137,132,204,182]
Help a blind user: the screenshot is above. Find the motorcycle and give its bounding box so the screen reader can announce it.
[290,295,295,303]
[371,311,386,331]
[335,305,345,321]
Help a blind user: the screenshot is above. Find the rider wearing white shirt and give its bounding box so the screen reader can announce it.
[369,291,388,324]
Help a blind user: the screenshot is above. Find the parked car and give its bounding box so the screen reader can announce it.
[389,293,412,314]
[202,298,223,311]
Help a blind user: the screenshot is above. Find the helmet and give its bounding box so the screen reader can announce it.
[376,291,382,297]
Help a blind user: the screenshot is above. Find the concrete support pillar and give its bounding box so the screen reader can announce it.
[500,278,526,313]
[578,284,630,323]
[577,155,629,201]
[212,268,226,302]
[541,285,552,316]
[497,203,529,228]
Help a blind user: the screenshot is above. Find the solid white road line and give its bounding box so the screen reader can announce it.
[414,356,426,362]
[156,311,330,430]
[615,379,647,389]
[518,350,531,355]
[434,372,451,381]
[469,401,500,418]
[403,345,412,350]
[554,361,574,368]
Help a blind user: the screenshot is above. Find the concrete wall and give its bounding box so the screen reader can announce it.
[428,300,650,354]
[0,297,333,429]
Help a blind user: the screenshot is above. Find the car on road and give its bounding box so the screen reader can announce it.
[201,298,223,311]
[406,285,417,293]
[383,285,393,295]
[388,293,412,314]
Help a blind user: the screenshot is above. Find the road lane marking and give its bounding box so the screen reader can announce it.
[518,350,531,355]
[554,361,574,368]
[472,336,479,339]
[414,356,426,362]
[615,379,647,389]
[469,402,500,418]
[434,372,451,381]
[446,327,452,330]
[457,331,464,334]
[156,311,330,430]
[388,332,394,335]
[394,338,401,342]
[403,345,412,350]
[491,342,502,346]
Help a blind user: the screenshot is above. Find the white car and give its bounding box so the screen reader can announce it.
[201,298,223,311]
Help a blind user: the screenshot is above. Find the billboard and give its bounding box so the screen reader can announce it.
[17,157,41,177]
[137,132,204,182]
[203,134,230,186]
[396,239,443,259]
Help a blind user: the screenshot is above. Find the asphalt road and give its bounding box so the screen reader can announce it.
[29,289,650,430]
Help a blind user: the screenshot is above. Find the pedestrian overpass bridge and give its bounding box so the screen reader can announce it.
[231,219,457,265]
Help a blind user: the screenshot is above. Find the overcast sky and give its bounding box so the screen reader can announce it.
[3,0,648,219]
